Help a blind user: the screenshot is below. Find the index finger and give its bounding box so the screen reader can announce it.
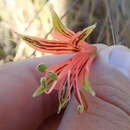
[0,54,72,130]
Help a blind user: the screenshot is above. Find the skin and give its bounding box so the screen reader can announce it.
[0,44,130,130]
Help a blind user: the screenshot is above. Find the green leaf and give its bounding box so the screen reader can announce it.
[32,77,47,97]
[36,64,48,72]
[77,104,84,113]
[83,79,95,96]
[48,71,58,80]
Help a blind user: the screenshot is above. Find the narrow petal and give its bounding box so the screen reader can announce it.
[50,7,75,40]
[52,31,71,42]
[69,52,96,112]
[78,24,96,41]
[70,24,96,46]
[79,89,88,111]
[17,33,79,54]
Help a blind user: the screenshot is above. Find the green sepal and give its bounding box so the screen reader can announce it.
[32,77,47,97]
[36,64,48,72]
[48,71,58,80]
[83,79,95,96]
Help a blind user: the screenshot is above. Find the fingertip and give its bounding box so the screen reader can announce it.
[99,45,130,77]
[109,46,130,77]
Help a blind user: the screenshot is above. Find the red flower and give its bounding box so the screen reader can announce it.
[19,8,97,113]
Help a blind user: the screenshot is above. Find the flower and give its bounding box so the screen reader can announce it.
[18,8,97,113]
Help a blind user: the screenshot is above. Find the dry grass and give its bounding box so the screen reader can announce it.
[0,0,130,64]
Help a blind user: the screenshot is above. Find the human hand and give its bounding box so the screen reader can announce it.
[0,44,130,130]
[0,54,71,130]
[58,45,130,130]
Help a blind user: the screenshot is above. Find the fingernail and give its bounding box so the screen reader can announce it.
[108,45,130,77]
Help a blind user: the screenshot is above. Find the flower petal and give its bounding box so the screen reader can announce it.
[50,7,75,40]
[78,24,96,41]
[70,24,96,46]
[17,33,79,54]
